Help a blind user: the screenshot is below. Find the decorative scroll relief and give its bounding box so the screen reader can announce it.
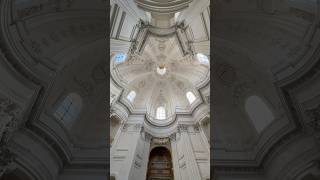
[134,152,143,169]
[177,124,201,133]
[152,137,170,145]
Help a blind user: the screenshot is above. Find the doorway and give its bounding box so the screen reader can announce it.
[146,146,173,180]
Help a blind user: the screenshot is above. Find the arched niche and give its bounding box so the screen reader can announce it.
[146,146,173,180]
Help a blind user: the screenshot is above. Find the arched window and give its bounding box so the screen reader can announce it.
[127,90,136,102]
[186,91,196,104]
[196,53,209,65]
[54,93,82,126]
[245,96,274,133]
[156,106,166,120]
[114,53,126,63]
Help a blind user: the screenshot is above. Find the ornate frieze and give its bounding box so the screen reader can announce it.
[152,137,170,145]
[194,124,200,133]
[177,124,202,133]
[177,124,188,132]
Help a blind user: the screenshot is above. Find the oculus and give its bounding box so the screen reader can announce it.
[157,64,167,75]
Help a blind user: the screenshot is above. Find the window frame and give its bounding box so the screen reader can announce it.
[244,95,275,133]
[127,90,136,102]
[114,52,127,63]
[156,106,166,120]
[54,93,82,127]
[196,53,209,65]
[186,91,196,104]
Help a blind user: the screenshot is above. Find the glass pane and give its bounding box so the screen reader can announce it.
[115,53,126,63]
[186,92,196,104]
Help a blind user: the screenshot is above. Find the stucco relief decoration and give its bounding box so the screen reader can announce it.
[152,137,170,145]
[169,133,176,142]
[178,124,188,132]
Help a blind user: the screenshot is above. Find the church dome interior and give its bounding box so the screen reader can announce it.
[0,0,319,180]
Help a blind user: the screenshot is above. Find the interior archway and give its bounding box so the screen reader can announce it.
[146,147,173,180]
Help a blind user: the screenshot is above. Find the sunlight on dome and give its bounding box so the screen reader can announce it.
[156,106,166,120]
[197,53,209,65]
[115,53,126,63]
[175,12,180,22]
[186,91,196,104]
[245,96,274,133]
[157,65,166,75]
[127,91,136,102]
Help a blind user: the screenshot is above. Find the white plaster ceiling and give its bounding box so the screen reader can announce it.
[113,35,209,117]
